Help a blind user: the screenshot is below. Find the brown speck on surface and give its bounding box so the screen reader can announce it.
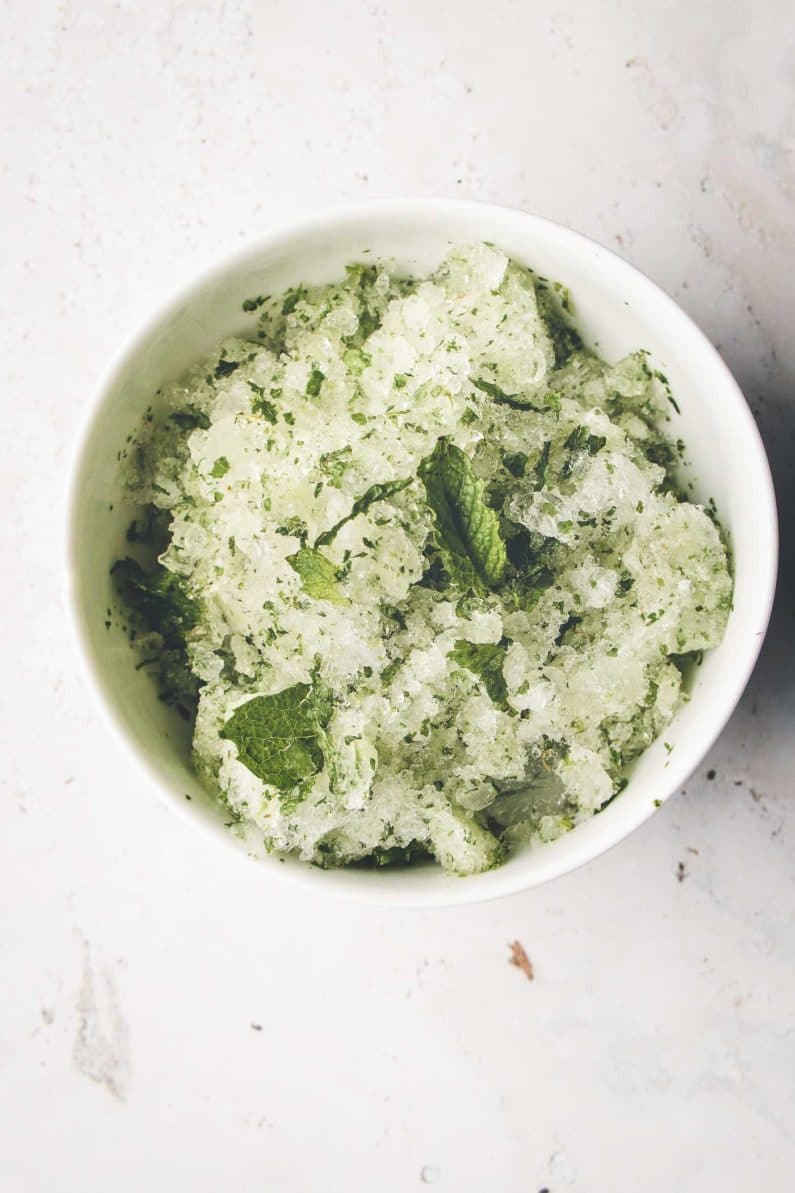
[64,777,74,785]
[707,769,716,780]
[750,788,763,803]
[41,1007,55,1025]
[251,1023,262,1031]
[676,861,687,883]
[734,779,743,787]
[687,847,700,855]
[508,940,534,981]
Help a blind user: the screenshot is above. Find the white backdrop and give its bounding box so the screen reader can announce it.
[2,2,793,1190]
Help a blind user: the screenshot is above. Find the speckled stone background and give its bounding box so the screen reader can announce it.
[2,3,793,1190]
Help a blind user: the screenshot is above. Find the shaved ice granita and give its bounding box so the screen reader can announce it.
[113,245,731,875]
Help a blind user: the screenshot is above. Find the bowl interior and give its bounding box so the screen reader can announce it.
[68,202,776,905]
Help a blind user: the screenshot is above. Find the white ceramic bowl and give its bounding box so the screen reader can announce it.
[67,199,777,907]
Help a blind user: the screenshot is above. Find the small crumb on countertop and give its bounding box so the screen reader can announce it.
[508,940,534,981]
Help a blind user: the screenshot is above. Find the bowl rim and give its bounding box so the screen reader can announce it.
[65,197,779,907]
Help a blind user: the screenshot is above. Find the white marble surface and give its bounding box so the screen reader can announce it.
[2,2,794,1190]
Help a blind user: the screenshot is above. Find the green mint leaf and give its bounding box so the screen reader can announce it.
[214,359,240,378]
[449,639,509,708]
[210,456,230,478]
[559,426,606,478]
[342,346,372,376]
[276,516,307,542]
[319,447,352,488]
[281,286,306,315]
[242,295,267,312]
[357,841,432,868]
[533,441,551,490]
[287,547,350,605]
[501,451,528,478]
[111,558,199,718]
[125,506,162,545]
[340,266,381,344]
[247,381,278,423]
[169,407,210,431]
[314,477,412,547]
[473,377,540,410]
[255,398,278,423]
[306,368,325,397]
[354,307,379,341]
[420,441,507,588]
[535,284,582,365]
[349,477,412,519]
[345,262,379,288]
[554,613,582,646]
[111,558,198,647]
[380,658,402,684]
[221,682,334,793]
[564,425,606,454]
